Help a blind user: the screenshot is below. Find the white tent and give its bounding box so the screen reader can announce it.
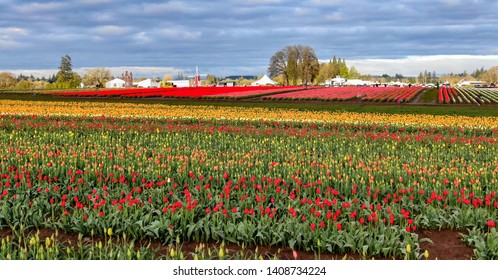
[105,78,126,88]
[137,78,160,88]
[251,74,278,86]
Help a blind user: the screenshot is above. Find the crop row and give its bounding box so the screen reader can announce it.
[361,87,422,103]
[52,86,301,99]
[2,99,498,129]
[15,86,498,106]
[47,86,428,103]
[439,88,498,105]
[264,87,423,103]
[263,87,365,101]
[1,114,498,259]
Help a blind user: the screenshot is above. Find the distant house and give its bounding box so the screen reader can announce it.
[137,78,160,88]
[105,78,126,88]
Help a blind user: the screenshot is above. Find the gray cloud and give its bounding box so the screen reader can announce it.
[1,0,497,77]
[348,55,498,76]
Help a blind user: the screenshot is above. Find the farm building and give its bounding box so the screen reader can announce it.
[325,76,347,86]
[218,81,236,87]
[455,79,485,87]
[121,71,133,88]
[345,79,377,86]
[105,78,126,88]
[137,78,160,88]
[167,80,190,88]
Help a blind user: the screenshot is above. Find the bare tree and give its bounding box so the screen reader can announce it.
[268,49,289,85]
[482,66,498,84]
[299,45,319,85]
[268,45,319,85]
[82,68,112,88]
[0,72,17,89]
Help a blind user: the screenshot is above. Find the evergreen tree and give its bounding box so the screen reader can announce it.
[49,55,81,88]
[338,59,349,78]
[56,55,73,83]
[331,56,339,77]
[47,74,57,84]
[348,66,360,79]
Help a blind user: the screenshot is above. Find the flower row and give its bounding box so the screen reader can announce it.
[1,114,497,259]
[2,99,498,128]
[439,88,498,105]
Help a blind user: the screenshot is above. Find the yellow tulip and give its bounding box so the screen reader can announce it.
[2,99,498,128]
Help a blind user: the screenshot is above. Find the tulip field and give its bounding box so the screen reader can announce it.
[8,85,498,106]
[52,86,303,100]
[265,86,423,103]
[439,87,498,105]
[52,86,423,103]
[1,97,498,260]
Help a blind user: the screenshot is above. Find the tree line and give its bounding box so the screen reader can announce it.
[267,45,401,85]
[268,45,498,86]
[2,51,498,90]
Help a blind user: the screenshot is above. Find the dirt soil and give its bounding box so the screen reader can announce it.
[0,228,474,260]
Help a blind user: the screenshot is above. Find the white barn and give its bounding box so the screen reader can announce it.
[455,79,485,87]
[137,78,160,88]
[105,78,126,88]
[168,80,190,88]
[345,79,375,86]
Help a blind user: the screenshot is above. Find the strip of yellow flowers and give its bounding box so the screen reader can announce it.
[1,99,498,128]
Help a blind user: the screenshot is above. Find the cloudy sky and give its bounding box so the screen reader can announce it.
[1,0,498,78]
